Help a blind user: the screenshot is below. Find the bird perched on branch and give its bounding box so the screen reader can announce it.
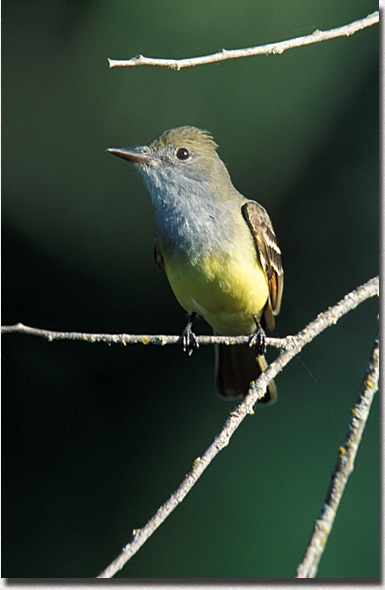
[107,126,283,402]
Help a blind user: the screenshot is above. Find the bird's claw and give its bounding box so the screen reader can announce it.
[181,313,199,356]
[182,327,198,356]
[249,315,267,356]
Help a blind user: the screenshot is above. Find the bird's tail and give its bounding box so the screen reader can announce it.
[215,343,277,403]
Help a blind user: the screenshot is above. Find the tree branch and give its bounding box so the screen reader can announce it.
[95,276,378,578]
[296,329,379,578]
[106,11,378,70]
[0,322,284,349]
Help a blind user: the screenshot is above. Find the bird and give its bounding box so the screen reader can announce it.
[107,126,283,402]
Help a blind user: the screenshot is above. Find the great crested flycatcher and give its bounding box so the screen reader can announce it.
[107,126,283,402]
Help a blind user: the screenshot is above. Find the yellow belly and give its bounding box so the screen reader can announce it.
[163,248,269,335]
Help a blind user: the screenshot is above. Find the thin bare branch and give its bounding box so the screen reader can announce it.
[296,329,379,578]
[96,276,378,578]
[0,323,284,349]
[106,11,378,70]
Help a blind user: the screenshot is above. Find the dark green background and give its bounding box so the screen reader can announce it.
[2,0,379,579]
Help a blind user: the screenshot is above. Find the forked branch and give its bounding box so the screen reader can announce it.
[2,278,378,577]
[92,276,378,578]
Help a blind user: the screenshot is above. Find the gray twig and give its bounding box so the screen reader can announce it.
[295,329,379,578]
[0,323,284,348]
[106,12,378,70]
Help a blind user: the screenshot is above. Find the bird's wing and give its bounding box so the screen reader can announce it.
[241,201,283,330]
[153,236,165,271]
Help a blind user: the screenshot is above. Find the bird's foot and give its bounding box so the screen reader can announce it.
[180,313,199,356]
[249,315,267,356]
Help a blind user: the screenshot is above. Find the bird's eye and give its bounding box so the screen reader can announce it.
[176,147,190,161]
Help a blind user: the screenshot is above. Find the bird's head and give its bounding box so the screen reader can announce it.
[107,126,232,203]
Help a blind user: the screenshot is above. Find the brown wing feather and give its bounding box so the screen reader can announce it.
[241,201,283,330]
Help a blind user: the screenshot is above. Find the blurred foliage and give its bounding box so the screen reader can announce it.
[2,0,379,580]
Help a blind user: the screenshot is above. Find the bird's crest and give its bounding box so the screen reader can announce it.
[150,126,218,154]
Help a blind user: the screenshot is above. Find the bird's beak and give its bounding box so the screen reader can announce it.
[106,146,160,166]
